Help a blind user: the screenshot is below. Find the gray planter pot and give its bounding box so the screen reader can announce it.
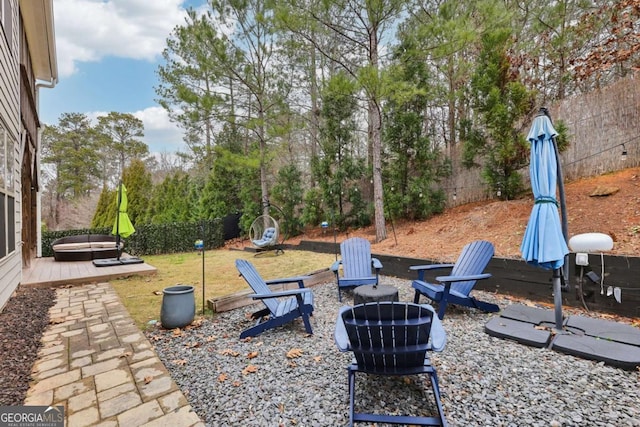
[161,285,195,329]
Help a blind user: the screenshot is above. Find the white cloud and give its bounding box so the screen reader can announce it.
[133,106,185,153]
[53,0,192,77]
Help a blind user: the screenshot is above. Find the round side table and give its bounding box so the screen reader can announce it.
[353,284,399,305]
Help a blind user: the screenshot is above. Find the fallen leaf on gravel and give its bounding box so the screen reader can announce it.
[313,356,322,362]
[286,348,303,358]
[220,349,240,357]
[172,328,183,337]
[173,359,187,366]
[218,373,227,382]
[242,365,258,375]
[188,318,204,328]
[233,381,241,387]
[206,336,217,342]
[247,351,258,359]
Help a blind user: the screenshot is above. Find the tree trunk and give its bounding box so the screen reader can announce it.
[309,45,319,187]
[259,108,269,217]
[368,24,387,242]
[370,98,386,242]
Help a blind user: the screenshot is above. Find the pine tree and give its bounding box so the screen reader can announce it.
[122,159,152,226]
[91,185,115,228]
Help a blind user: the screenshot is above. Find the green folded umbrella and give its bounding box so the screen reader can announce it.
[112,183,135,238]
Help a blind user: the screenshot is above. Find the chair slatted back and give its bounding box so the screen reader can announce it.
[450,240,494,296]
[341,237,373,279]
[235,259,279,315]
[342,302,433,373]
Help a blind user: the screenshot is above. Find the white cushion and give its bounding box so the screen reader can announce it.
[53,243,91,250]
[90,242,119,249]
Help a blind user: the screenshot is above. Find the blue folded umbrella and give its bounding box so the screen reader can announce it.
[520,115,569,270]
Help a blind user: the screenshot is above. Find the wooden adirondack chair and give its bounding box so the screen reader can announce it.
[410,240,499,319]
[330,237,383,301]
[334,302,447,426]
[235,259,314,338]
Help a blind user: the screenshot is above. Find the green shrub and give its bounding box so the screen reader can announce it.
[42,219,224,257]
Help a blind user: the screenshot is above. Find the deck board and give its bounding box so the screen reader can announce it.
[22,256,156,288]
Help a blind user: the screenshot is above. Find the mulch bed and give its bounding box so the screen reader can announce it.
[0,286,56,405]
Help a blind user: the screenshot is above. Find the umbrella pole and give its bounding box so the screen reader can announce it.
[116,183,122,261]
[545,108,569,329]
[553,136,569,286]
[201,220,205,316]
[552,268,564,330]
[551,119,568,330]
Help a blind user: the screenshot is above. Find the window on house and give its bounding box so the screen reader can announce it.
[0,0,13,49]
[0,121,16,258]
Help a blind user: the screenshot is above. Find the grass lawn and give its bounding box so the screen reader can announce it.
[111,248,338,328]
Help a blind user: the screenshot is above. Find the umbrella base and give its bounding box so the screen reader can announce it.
[93,257,144,267]
[485,305,640,370]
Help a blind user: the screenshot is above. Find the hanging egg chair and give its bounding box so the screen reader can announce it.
[249,214,281,254]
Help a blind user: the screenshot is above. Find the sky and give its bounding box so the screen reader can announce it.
[39,0,207,154]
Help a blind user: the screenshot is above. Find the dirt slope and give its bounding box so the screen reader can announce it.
[286,167,640,262]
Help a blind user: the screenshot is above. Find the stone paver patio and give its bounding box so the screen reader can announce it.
[24,282,203,427]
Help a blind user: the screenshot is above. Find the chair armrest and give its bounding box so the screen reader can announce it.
[422,304,447,352]
[435,273,491,283]
[250,288,311,299]
[410,264,454,281]
[409,264,455,271]
[334,306,352,352]
[371,258,383,270]
[330,260,342,272]
[265,276,310,289]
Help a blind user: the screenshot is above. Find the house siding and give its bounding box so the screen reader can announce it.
[0,0,23,310]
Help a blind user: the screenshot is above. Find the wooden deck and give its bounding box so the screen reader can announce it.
[22,256,157,288]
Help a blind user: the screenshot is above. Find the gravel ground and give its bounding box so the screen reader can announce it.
[145,278,640,427]
[0,286,56,405]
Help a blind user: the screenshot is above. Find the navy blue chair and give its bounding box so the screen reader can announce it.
[335,302,447,426]
[411,240,499,319]
[235,259,313,338]
[330,237,383,301]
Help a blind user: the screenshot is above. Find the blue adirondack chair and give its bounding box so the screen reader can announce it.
[334,302,447,426]
[331,237,383,301]
[235,259,314,338]
[410,240,499,320]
